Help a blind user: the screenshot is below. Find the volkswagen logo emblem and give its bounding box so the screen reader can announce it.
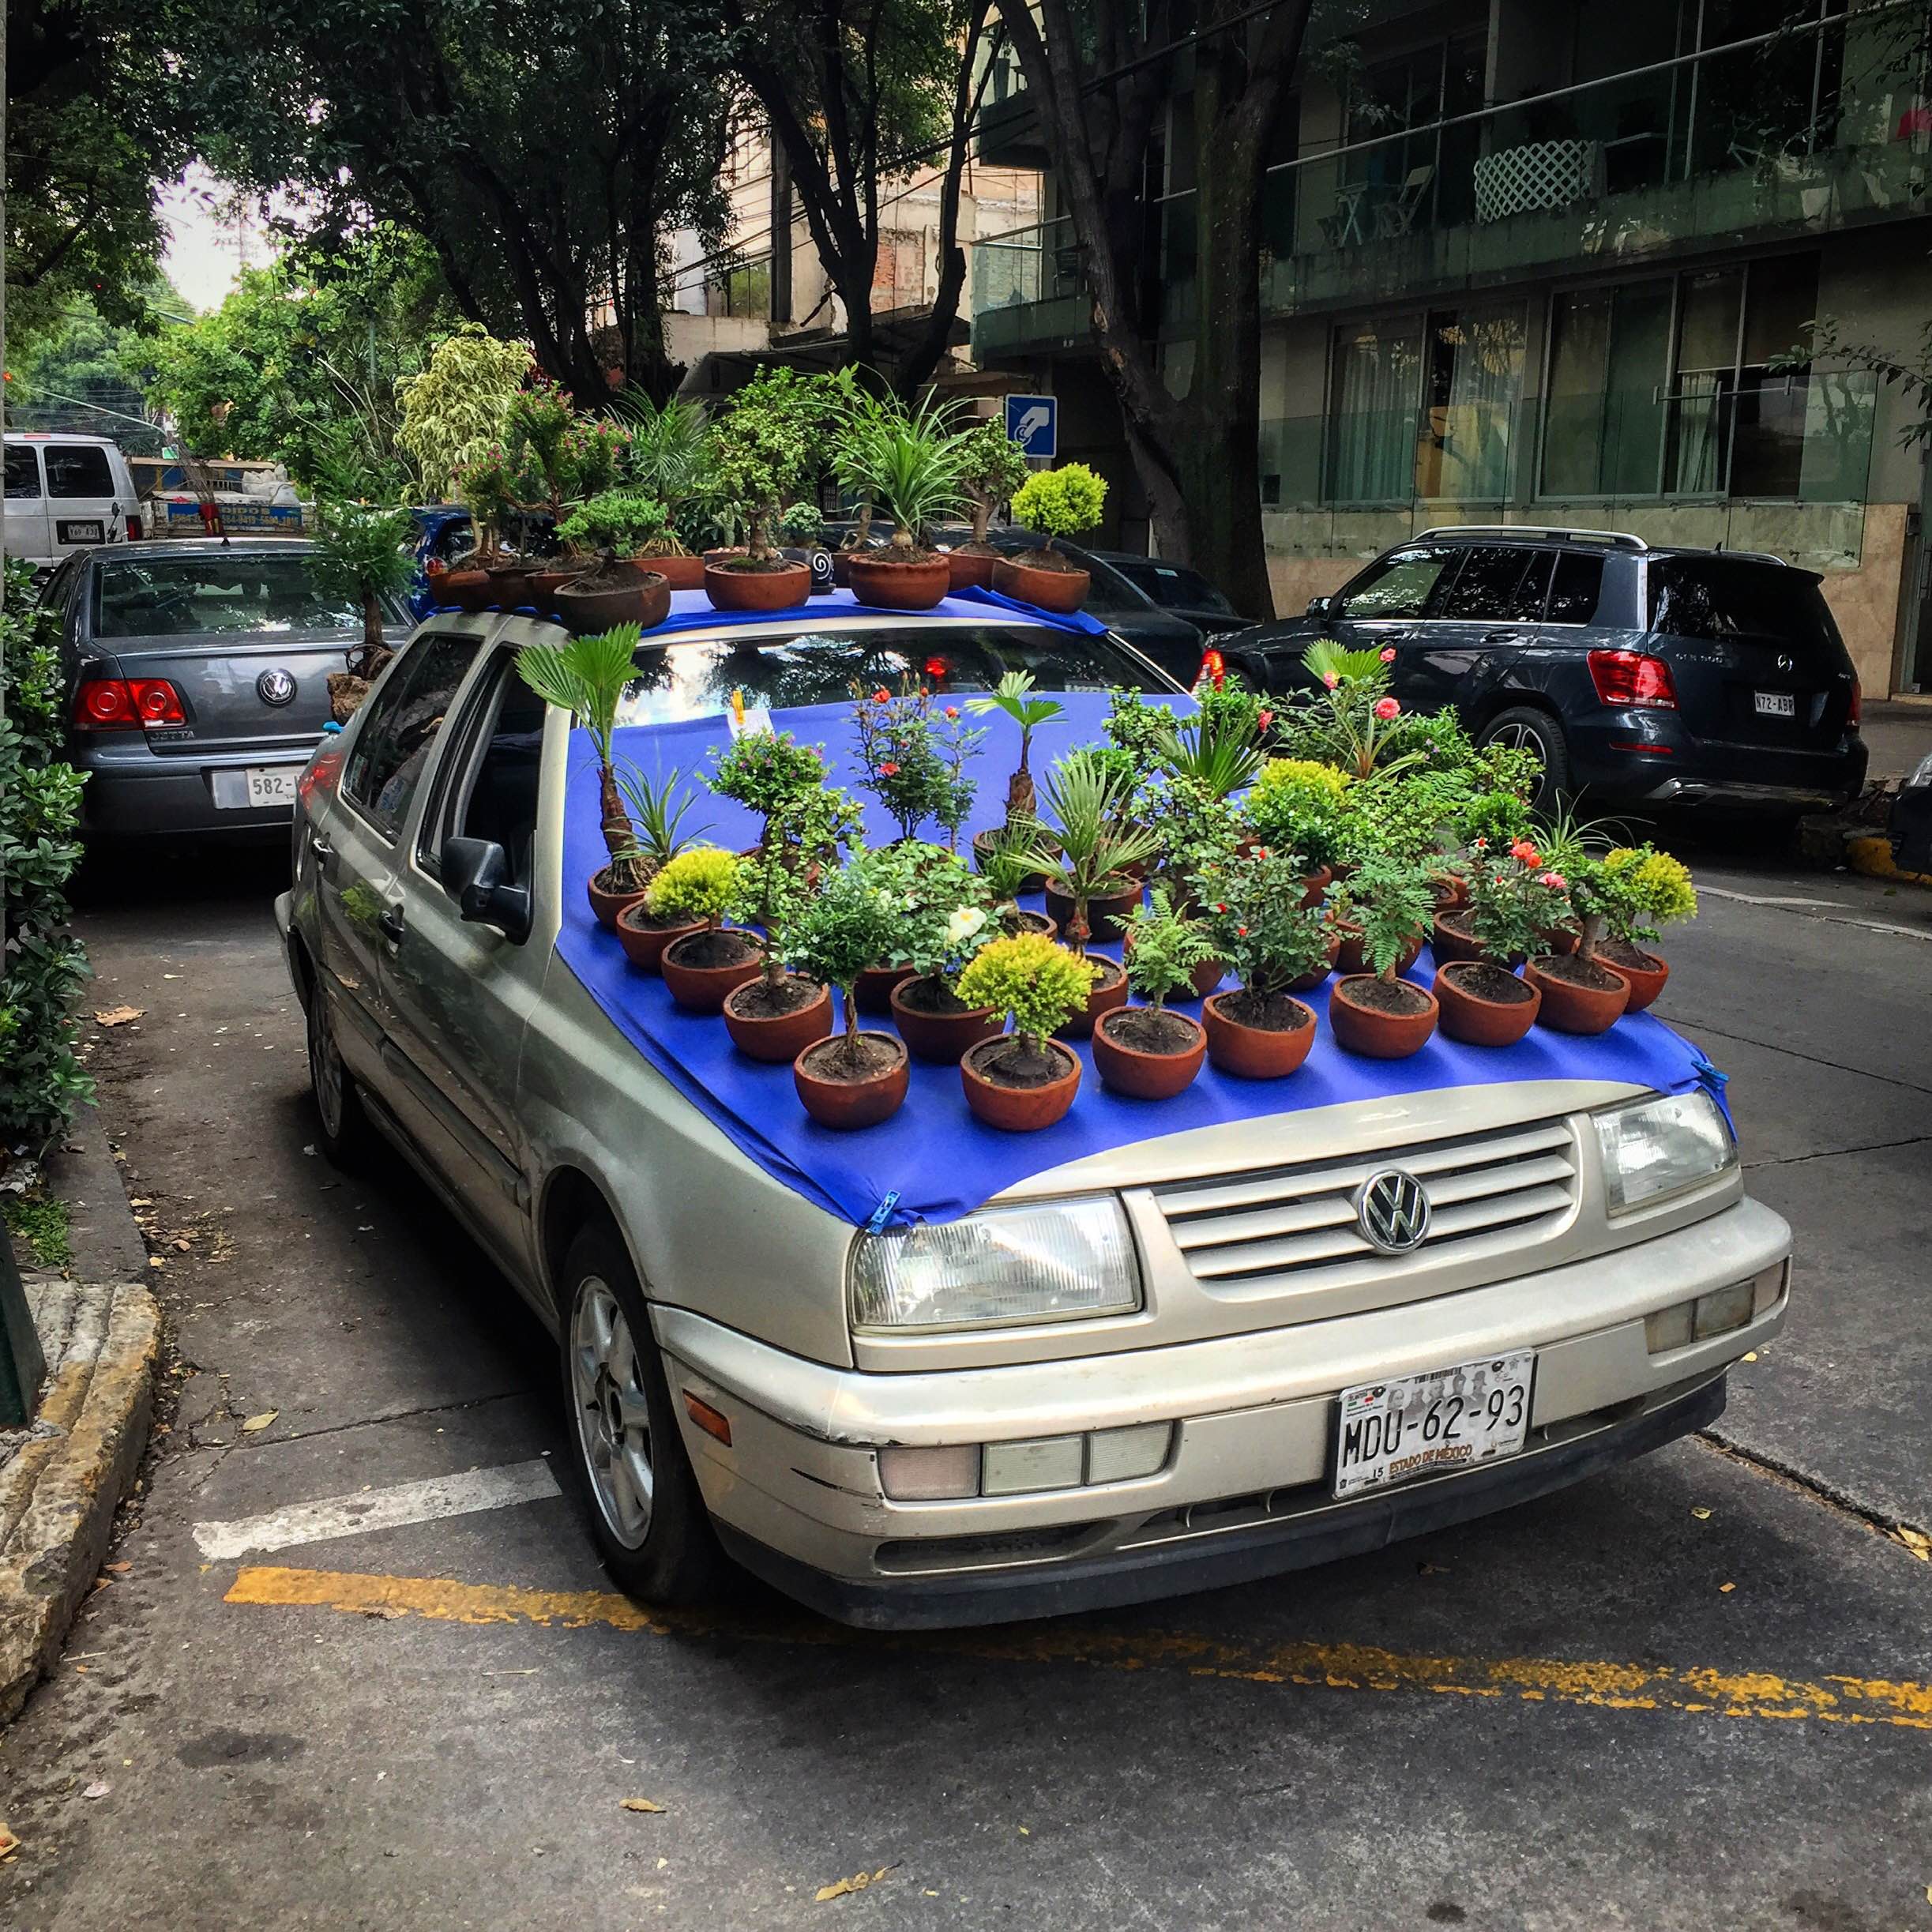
[1355,1168,1430,1254]
[257,667,297,707]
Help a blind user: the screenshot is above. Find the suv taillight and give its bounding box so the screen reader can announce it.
[73,676,187,730]
[1849,675,1862,727]
[1588,648,1678,710]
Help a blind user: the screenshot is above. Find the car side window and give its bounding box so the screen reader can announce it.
[44,445,116,498]
[5,445,42,499]
[417,656,548,890]
[1438,546,1554,623]
[342,633,483,842]
[1547,551,1606,626]
[1337,547,1458,622]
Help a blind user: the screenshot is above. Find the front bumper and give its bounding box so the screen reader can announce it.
[656,1196,1791,1627]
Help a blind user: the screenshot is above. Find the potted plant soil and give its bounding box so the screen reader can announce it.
[965,670,1066,874]
[1524,852,1631,1036]
[1094,894,1210,1099]
[948,418,1032,591]
[515,626,652,928]
[1592,844,1697,1012]
[611,768,711,968]
[622,394,716,589]
[953,934,1095,1132]
[1021,750,1156,951]
[840,405,968,611]
[786,855,916,1130]
[1329,858,1441,1058]
[720,848,832,1062]
[1198,849,1327,1079]
[1429,840,1564,1047]
[704,367,832,611]
[647,850,760,1013]
[994,464,1107,613]
[1244,758,1351,908]
[553,491,674,631]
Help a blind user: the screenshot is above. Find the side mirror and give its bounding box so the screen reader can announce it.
[1306,593,1332,618]
[442,836,532,943]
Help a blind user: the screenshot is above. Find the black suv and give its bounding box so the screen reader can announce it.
[1226,526,1868,818]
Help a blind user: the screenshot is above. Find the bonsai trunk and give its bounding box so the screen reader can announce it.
[1065,893,1090,955]
[840,987,863,1071]
[969,496,992,545]
[359,584,385,654]
[599,763,645,890]
[748,507,776,563]
[1578,911,1606,962]
[1005,726,1037,827]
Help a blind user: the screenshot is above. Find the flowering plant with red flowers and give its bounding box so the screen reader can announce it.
[1460,836,1573,965]
[1200,847,1336,1004]
[847,678,966,845]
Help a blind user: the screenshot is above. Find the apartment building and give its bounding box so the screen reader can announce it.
[970,0,1932,696]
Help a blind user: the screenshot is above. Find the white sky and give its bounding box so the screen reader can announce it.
[160,167,280,313]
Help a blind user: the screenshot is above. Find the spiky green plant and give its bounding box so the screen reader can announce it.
[516,626,643,886]
[615,765,709,877]
[1016,750,1160,953]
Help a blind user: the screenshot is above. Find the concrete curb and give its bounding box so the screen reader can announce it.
[0,1107,159,1723]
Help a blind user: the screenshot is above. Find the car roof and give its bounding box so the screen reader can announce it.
[4,430,126,447]
[89,537,325,562]
[1405,524,1790,566]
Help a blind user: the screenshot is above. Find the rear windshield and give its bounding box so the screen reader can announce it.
[615,622,1173,728]
[1648,558,1841,657]
[1110,559,1236,616]
[92,555,363,638]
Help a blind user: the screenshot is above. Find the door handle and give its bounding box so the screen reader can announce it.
[309,833,333,863]
[1483,630,1527,645]
[377,905,406,945]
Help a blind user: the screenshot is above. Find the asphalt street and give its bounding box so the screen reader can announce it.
[1,812,1928,1930]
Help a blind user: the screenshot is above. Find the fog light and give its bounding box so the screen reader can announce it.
[982,1435,1084,1496]
[1753,1261,1787,1315]
[1693,1280,1754,1341]
[1644,1302,1696,1354]
[1084,1423,1172,1485]
[878,1445,981,1501]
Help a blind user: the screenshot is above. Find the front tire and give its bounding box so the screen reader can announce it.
[1480,706,1572,814]
[558,1221,722,1605]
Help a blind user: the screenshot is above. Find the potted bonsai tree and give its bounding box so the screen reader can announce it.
[620,395,713,588]
[1329,855,1441,1058]
[1198,848,1331,1078]
[1244,757,1351,902]
[994,463,1107,614]
[785,852,916,1130]
[887,863,1005,1066]
[707,728,841,860]
[312,487,413,721]
[1593,844,1697,1011]
[611,770,712,970]
[841,410,968,612]
[965,669,1065,850]
[704,367,832,611]
[552,490,673,630]
[953,933,1096,1132]
[514,626,648,928]
[948,418,1032,591]
[849,682,957,846]
[1523,845,1631,1036]
[648,848,757,1012]
[1430,839,1564,1048]
[1094,892,1212,1099]
[718,829,835,1062]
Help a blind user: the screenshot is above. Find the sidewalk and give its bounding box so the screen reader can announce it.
[0,1110,159,1722]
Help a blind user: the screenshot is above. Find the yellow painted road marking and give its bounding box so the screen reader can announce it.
[227,1566,1932,1731]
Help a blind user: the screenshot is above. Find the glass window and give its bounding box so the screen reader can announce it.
[92,554,367,639]
[1438,547,1554,622]
[1109,559,1236,616]
[1547,552,1607,625]
[5,445,42,499]
[1543,279,1672,497]
[44,445,116,498]
[344,633,482,840]
[1335,547,1459,622]
[420,658,548,885]
[1328,322,1423,504]
[1419,306,1526,500]
[1648,558,1841,660]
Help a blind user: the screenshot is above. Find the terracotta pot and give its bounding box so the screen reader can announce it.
[588,865,649,931]
[1430,911,1487,966]
[646,552,706,591]
[960,1036,1081,1132]
[794,1032,910,1130]
[1524,956,1630,1036]
[442,567,491,612]
[1300,865,1333,909]
[1434,962,1541,1047]
[614,902,701,971]
[972,828,1048,893]
[1202,992,1316,1079]
[484,562,540,609]
[1540,925,1581,957]
[993,556,1091,615]
[1123,930,1225,1002]
[1600,944,1669,1013]
[660,929,762,1013]
[723,975,833,1063]
[1047,878,1142,945]
[705,559,810,612]
[1093,1008,1208,1099]
[1432,871,1471,912]
[889,976,1004,1065]
[1002,908,1057,940]
[1329,975,1441,1058]
[528,566,577,615]
[846,552,952,611]
[946,549,998,592]
[855,960,916,1017]
[555,569,671,633]
[1333,922,1424,979]
[1056,957,1128,1040]
[1284,931,1344,994]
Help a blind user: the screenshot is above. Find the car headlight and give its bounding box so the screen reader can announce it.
[1594,1091,1737,1215]
[849,1197,1141,1332]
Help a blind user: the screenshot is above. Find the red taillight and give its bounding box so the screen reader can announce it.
[923,656,950,681]
[298,747,344,808]
[1587,648,1677,710]
[124,514,143,541]
[73,677,186,730]
[1197,647,1227,691]
[1848,675,1862,727]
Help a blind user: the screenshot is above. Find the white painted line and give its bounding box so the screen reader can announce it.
[193,1459,562,1561]
[1698,886,1847,908]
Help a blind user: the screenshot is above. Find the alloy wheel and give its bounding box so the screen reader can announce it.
[308,999,346,1141]
[569,1277,655,1550]
[1487,718,1551,804]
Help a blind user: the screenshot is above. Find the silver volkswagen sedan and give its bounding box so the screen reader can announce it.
[276,600,1791,1628]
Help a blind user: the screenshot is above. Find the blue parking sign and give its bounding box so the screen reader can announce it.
[1004,393,1058,459]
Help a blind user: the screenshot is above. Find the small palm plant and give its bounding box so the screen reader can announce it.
[516,625,643,889]
[1017,750,1159,952]
[967,670,1066,829]
[615,765,709,881]
[617,395,713,554]
[837,391,967,555]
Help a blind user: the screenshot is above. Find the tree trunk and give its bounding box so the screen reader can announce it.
[360,585,385,655]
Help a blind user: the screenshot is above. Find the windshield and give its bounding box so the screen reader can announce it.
[1110,558,1235,615]
[615,620,1173,727]
[92,554,369,639]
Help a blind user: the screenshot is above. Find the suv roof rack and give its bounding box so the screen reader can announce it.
[1411,524,1649,551]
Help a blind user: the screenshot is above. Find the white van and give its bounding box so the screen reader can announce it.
[4,434,142,569]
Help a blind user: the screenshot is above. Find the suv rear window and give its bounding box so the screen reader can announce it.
[1111,558,1236,616]
[5,446,41,499]
[1648,558,1840,657]
[45,445,115,498]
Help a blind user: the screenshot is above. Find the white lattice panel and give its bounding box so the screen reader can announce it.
[1474,141,1603,223]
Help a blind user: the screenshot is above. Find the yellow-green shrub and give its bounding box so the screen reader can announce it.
[643,847,741,925]
[955,933,1097,1047]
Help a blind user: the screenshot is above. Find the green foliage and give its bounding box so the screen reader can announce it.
[1344,768,1467,868]
[557,491,670,558]
[1017,750,1160,951]
[312,491,415,645]
[777,502,827,544]
[643,847,742,926]
[954,934,1097,1051]
[1103,688,1175,765]
[395,325,531,499]
[711,368,843,558]
[1336,856,1437,982]
[1118,890,1216,1012]
[1461,836,1573,964]
[849,682,979,846]
[616,397,713,544]
[1157,713,1265,802]
[784,850,920,1037]
[615,766,709,870]
[516,626,641,872]
[1137,775,1242,902]
[858,844,993,984]
[953,419,1033,543]
[7,295,167,453]
[1198,849,1334,1001]
[1600,845,1698,947]
[966,671,1065,829]
[1245,758,1351,870]
[1010,463,1107,543]
[1280,641,1419,780]
[1457,786,1536,851]
[708,731,830,836]
[0,563,95,1148]
[3,1193,73,1271]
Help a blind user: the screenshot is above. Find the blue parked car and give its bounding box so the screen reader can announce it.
[406,506,558,618]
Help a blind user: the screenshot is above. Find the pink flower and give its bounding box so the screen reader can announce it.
[1323,671,1340,690]
[879,761,899,776]
[1257,708,1274,731]
[1374,697,1400,720]
[1379,646,1396,663]
[1540,870,1567,889]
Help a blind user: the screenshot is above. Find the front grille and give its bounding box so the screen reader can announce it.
[1148,1117,1579,1295]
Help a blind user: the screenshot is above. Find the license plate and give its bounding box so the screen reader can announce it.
[212,765,303,810]
[57,519,105,544]
[1332,1350,1535,1499]
[1754,690,1796,718]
